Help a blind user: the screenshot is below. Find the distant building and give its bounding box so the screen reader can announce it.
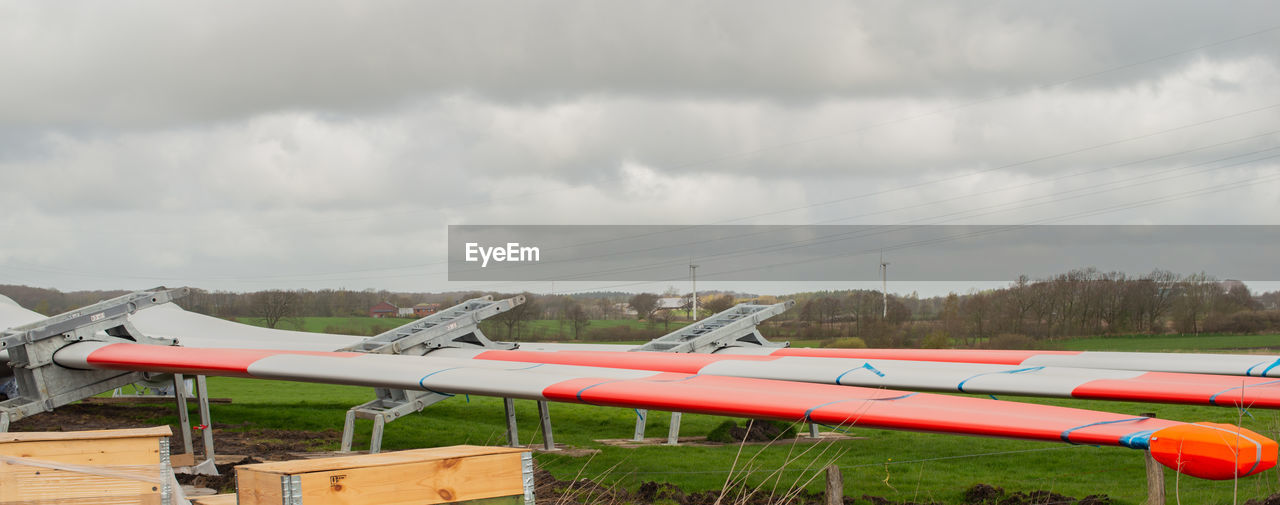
[613,302,637,316]
[414,303,441,317]
[369,302,397,318]
[397,307,414,317]
[657,297,686,310]
[1220,279,1247,292]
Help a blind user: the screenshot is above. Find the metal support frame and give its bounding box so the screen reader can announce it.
[633,409,647,441]
[0,288,188,427]
[192,375,217,474]
[504,398,520,447]
[339,388,453,453]
[173,373,194,456]
[666,412,682,445]
[521,452,536,505]
[634,301,794,353]
[537,400,556,451]
[338,296,526,453]
[636,300,796,445]
[158,438,174,505]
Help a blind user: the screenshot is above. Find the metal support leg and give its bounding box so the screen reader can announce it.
[666,412,682,446]
[340,409,357,452]
[370,414,385,454]
[633,409,647,441]
[809,423,820,438]
[191,375,218,475]
[173,373,194,457]
[537,401,556,451]
[504,398,520,448]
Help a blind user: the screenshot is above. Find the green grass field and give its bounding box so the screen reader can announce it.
[1050,333,1280,352]
[213,316,1280,503]
[235,316,417,335]
[179,378,1280,504]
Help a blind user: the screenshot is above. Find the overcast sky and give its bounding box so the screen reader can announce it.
[1,1,1278,297]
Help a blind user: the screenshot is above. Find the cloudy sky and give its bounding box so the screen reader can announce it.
[1,1,1278,296]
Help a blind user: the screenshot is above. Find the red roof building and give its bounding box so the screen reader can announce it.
[369,302,398,318]
[413,303,441,317]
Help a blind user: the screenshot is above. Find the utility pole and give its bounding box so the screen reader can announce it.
[879,252,889,319]
[690,264,699,321]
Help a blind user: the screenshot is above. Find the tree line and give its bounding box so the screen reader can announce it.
[2,267,1278,347]
[786,268,1277,348]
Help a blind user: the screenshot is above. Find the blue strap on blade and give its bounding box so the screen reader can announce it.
[417,367,460,397]
[1118,429,1157,450]
[1209,379,1280,406]
[1060,417,1150,444]
[802,393,918,422]
[1246,358,1280,377]
[956,366,1044,393]
[835,362,885,385]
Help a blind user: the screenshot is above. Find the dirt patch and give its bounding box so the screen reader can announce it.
[175,456,262,493]
[1245,494,1280,505]
[8,403,173,432]
[955,483,1112,505]
[728,421,793,442]
[9,403,338,461]
[207,422,338,461]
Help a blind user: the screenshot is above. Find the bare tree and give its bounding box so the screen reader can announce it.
[703,294,736,315]
[1173,272,1220,333]
[652,308,675,331]
[629,293,661,321]
[1002,276,1037,334]
[961,291,992,344]
[491,292,539,340]
[252,290,302,329]
[941,293,964,345]
[566,302,591,339]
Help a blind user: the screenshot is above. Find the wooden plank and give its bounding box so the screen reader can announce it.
[235,467,283,505]
[0,427,168,504]
[0,426,172,444]
[236,447,528,505]
[170,452,196,467]
[0,466,161,501]
[82,396,233,405]
[0,494,162,505]
[0,437,161,466]
[238,445,525,475]
[191,494,240,505]
[451,496,525,505]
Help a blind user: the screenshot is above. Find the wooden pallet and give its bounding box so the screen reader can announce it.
[0,426,173,505]
[235,445,529,505]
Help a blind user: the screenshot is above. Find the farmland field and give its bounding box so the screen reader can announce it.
[235,316,416,335]
[215,316,1280,503]
[176,377,1280,504]
[1049,333,1280,352]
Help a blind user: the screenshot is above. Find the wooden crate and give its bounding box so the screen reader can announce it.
[0,426,173,505]
[236,445,531,505]
[190,494,238,505]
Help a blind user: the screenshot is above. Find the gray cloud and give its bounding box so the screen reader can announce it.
[0,1,1277,293]
[3,1,1278,127]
